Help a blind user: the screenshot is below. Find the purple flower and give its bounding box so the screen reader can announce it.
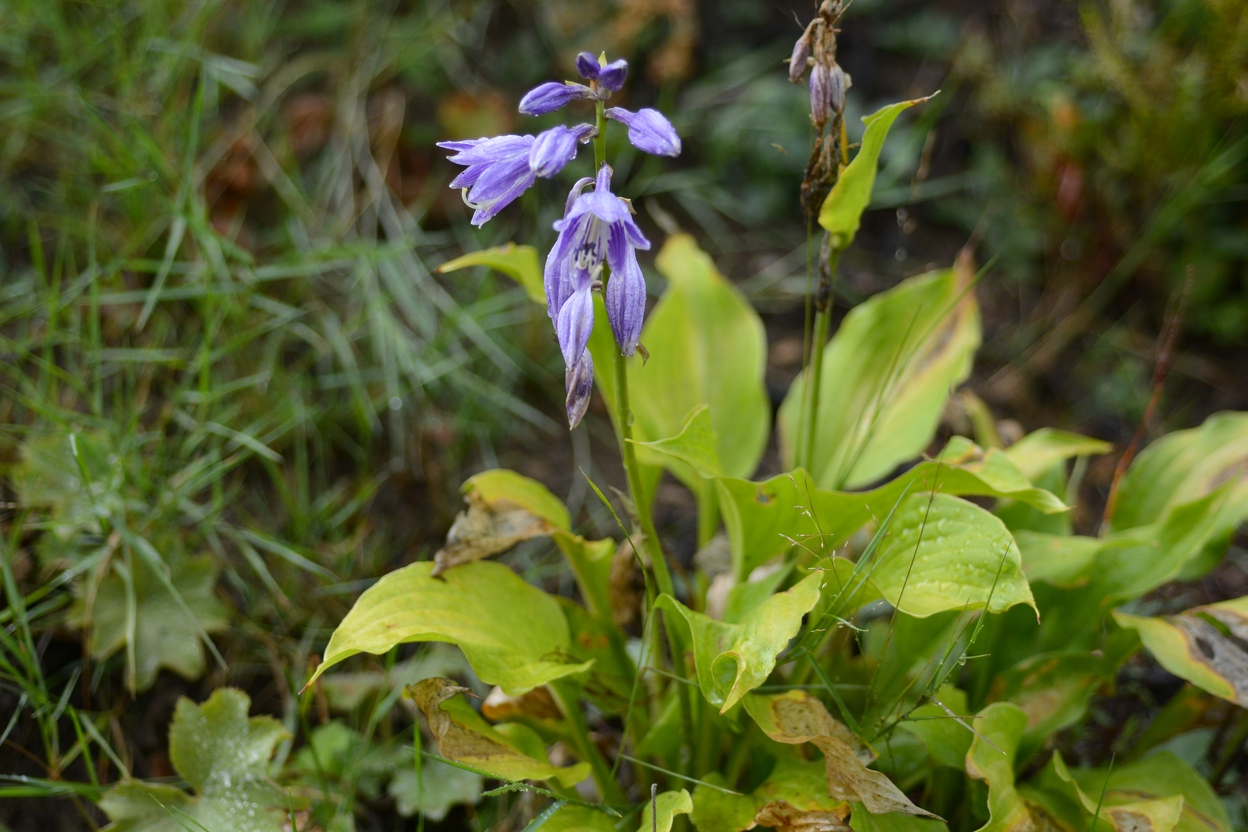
[575,52,629,92]
[605,107,681,157]
[529,123,596,178]
[809,63,831,126]
[438,134,536,226]
[545,165,651,426]
[439,126,595,225]
[519,81,594,116]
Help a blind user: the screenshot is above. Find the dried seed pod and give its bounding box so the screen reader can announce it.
[809,62,831,128]
[828,62,847,115]
[788,23,814,84]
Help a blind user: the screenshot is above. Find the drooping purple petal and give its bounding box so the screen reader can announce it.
[605,241,646,356]
[562,177,595,218]
[605,107,681,157]
[519,81,593,116]
[529,126,580,178]
[597,59,628,92]
[555,286,596,367]
[440,134,538,225]
[565,349,594,429]
[575,52,600,81]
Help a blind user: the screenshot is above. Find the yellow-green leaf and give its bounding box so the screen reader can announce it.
[867,494,1035,618]
[1114,595,1248,706]
[1002,429,1112,481]
[779,265,980,490]
[594,235,769,490]
[965,703,1034,832]
[632,404,724,480]
[437,243,545,305]
[638,790,694,832]
[818,97,934,251]
[307,561,591,695]
[659,572,823,712]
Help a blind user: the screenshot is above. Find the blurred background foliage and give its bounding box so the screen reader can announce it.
[0,0,1245,829]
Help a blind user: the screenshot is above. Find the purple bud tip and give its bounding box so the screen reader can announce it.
[575,52,600,80]
[597,59,628,92]
[519,81,592,116]
[565,350,594,429]
[605,107,681,157]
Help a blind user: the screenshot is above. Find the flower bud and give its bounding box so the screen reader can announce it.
[606,249,646,356]
[597,59,628,92]
[565,350,594,429]
[605,107,681,157]
[518,81,592,116]
[529,125,585,178]
[789,26,813,84]
[575,52,600,80]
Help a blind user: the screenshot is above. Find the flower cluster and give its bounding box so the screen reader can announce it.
[438,52,681,428]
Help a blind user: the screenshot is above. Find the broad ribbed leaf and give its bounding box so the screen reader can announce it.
[867,494,1035,618]
[593,235,769,488]
[1115,596,1248,706]
[779,264,980,489]
[659,572,822,712]
[716,438,1063,581]
[1002,429,1112,481]
[307,561,590,694]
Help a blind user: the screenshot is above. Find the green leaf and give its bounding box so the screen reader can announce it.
[408,678,590,786]
[717,440,1063,581]
[632,405,724,479]
[71,552,229,692]
[896,686,972,770]
[1024,752,1182,832]
[1110,411,1248,533]
[867,494,1035,618]
[1025,751,1231,832]
[779,266,980,489]
[638,790,694,832]
[1114,595,1248,706]
[819,97,934,251]
[692,776,760,832]
[433,469,569,574]
[98,688,291,832]
[594,235,769,488]
[987,652,1113,761]
[13,430,124,539]
[850,806,948,832]
[753,756,849,813]
[1001,429,1112,481]
[437,243,545,305]
[1014,531,1104,587]
[389,757,482,821]
[542,803,619,832]
[658,572,823,712]
[308,561,592,695]
[965,702,1034,832]
[463,469,571,530]
[743,690,938,818]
